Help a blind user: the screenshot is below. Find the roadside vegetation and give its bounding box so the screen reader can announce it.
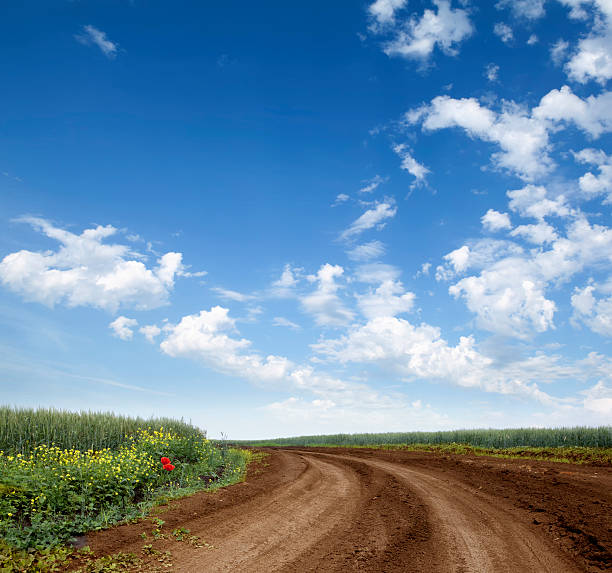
[240,426,612,465]
[0,406,250,572]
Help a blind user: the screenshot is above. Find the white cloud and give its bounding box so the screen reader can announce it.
[354,262,402,284]
[339,200,397,242]
[482,209,512,232]
[262,394,449,433]
[510,222,558,244]
[562,0,612,84]
[271,264,299,297]
[446,245,470,273]
[109,316,138,341]
[396,14,612,183]
[445,217,612,338]
[485,63,500,82]
[332,193,350,206]
[507,184,572,219]
[75,25,118,58]
[159,306,424,421]
[272,316,301,330]
[527,34,539,45]
[378,0,473,61]
[407,95,553,180]
[356,280,415,319]
[368,0,408,28]
[533,85,612,138]
[582,380,612,415]
[347,240,386,262]
[160,306,292,382]
[550,39,570,65]
[393,144,430,184]
[312,316,561,404]
[573,148,612,202]
[140,324,162,343]
[494,22,514,43]
[0,218,186,312]
[211,287,256,302]
[359,174,388,194]
[571,284,612,335]
[301,264,355,326]
[415,262,432,277]
[497,0,546,19]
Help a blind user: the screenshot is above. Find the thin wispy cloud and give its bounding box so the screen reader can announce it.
[75,25,118,58]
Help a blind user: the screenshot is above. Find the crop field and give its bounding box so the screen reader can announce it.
[239,426,612,448]
[0,407,250,571]
[1,410,610,572]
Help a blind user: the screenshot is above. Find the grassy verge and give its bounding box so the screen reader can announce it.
[273,442,612,465]
[0,447,252,572]
[377,443,612,465]
[0,407,254,572]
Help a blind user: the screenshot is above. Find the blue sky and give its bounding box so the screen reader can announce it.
[1,0,611,438]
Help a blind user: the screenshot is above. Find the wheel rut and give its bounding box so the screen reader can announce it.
[78,448,611,572]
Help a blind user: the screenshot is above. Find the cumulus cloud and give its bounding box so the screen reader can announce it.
[301,264,355,326]
[408,86,611,181]
[160,306,292,382]
[356,280,415,319]
[0,218,186,312]
[507,184,572,219]
[444,217,612,338]
[339,200,397,242]
[494,22,514,43]
[510,222,558,244]
[270,264,299,297]
[561,0,612,84]
[140,324,162,343]
[368,0,408,29]
[482,209,512,232]
[159,305,421,417]
[75,25,118,58]
[312,316,561,404]
[571,284,612,335]
[573,148,612,202]
[533,85,612,138]
[406,95,552,180]
[109,316,138,340]
[370,0,473,62]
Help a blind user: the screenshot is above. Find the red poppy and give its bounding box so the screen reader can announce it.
[163,464,175,471]
[160,457,170,465]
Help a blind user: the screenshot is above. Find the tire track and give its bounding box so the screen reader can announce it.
[171,452,363,572]
[80,448,608,572]
[304,450,583,573]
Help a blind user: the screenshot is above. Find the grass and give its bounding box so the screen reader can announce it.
[0,407,253,572]
[0,406,203,455]
[239,426,612,449]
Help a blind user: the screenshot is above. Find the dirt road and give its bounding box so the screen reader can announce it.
[80,448,611,572]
